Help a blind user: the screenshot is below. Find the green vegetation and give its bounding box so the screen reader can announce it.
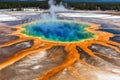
[0,1,48,9]
[65,2,120,11]
[0,1,120,11]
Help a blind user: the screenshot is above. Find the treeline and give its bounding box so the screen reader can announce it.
[66,2,120,11]
[0,2,49,9]
[0,1,120,11]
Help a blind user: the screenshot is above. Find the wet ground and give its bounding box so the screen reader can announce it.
[0,11,120,80]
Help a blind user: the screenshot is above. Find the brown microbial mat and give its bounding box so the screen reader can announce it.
[0,20,120,80]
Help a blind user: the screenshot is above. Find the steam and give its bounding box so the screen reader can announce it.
[48,0,56,19]
[41,0,67,20]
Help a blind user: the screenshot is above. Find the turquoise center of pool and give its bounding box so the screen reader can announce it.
[21,21,95,42]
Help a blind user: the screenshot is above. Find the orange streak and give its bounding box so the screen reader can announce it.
[1,20,120,80]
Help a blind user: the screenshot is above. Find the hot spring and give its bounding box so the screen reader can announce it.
[21,21,95,42]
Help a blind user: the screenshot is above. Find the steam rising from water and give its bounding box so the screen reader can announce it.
[41,0,67,20]
[48,0,56,19]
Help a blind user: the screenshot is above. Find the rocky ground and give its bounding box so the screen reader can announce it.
[0,10,120,80]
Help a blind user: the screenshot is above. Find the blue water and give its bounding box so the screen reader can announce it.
[21,21,94,42]
[100,29,120,34]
